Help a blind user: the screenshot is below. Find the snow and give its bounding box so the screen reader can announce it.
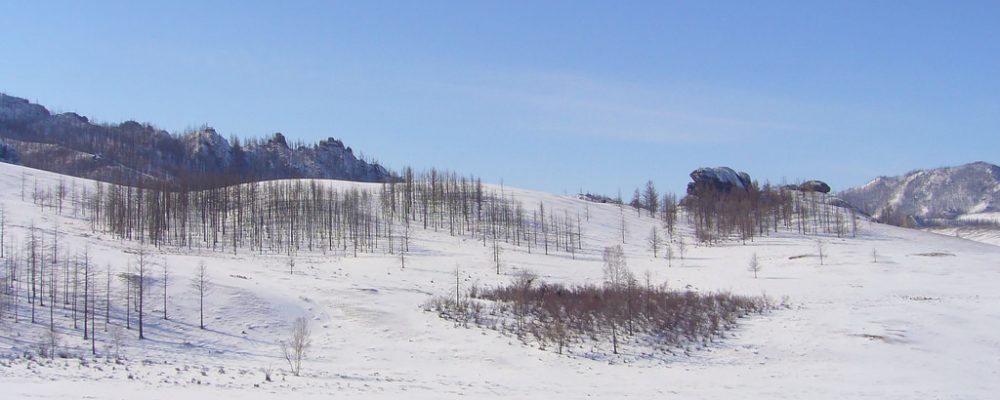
[2,163,1000,399]
[842,162,1000,225]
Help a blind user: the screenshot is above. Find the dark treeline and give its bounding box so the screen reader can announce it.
[24,168,586,261]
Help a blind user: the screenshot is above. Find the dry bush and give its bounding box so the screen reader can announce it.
[431,275,771,358]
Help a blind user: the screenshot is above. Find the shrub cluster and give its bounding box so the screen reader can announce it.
[427,272,774,358]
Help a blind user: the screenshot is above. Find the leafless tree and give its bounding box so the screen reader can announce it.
[281,316,312,377]
[162,259,169,320]
[661,192,678,238]
[109,325,125,359]
[602,245,630,290]
[454,266,462,309]
[492,239,503,275]
[28,223,38,323]
[190,261,213,329]
[647,227,663,258]
[664,242,674,267]
[619,204,628,244]
[816,240,826,265]
[105,263,111,331]
[547,317,570,355]
[643,180,659,217]
[0,204,5,259]
[630,189,642,217]
[82,247,91,340]
[871,248,878,264]
[748,252,761,279]
[134,247,151,339]
[42,328,59,358]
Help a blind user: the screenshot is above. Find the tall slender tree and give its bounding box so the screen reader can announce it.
[190,261,213,329]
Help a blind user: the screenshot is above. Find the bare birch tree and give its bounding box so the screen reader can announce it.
[281,316,312,376]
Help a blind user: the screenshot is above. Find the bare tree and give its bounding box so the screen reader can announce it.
[105,263,111,331]
[748,252,761,279]
[547,317,570,355]
[661,192,678,238]
[134,248,151,339]
[615,190,627,244]
[190,261,213,329]
[871,248,878,264]
[599,243,633,355]
[492,239,503,275]
[0,204,5,259]
[43,329,59,358]
[602,245,631,290]
[647,227,663,258]
[664,242,674,267]
[630,189,642,217]
[398,236,406,270]
[28,223,38,324]
[162,259,169,320]
[109,325,125,359]
[816,240,826,266]
[82,247,91,340]
[642,180,659,217]
[676,237,687,262]
[281,316,312,377]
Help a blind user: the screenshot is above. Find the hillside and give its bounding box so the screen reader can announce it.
[839,161,1000,226]
[0,93,392,188]
[1,163,999,399]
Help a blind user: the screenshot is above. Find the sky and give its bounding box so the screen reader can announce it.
[1,1,998,196]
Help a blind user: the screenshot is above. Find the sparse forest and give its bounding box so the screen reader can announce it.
[14,168,596,261]
[683,182,859,244]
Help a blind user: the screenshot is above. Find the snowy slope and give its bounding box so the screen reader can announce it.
[840,161,1000,225]
[2,163,1000,399]
[924,226,1000,247]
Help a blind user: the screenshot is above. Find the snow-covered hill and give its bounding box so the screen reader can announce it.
[840,161,1000,226]
[2,163,1000,399]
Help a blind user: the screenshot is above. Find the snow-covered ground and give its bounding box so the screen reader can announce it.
[2,163,999,399]
[926,226,1000,247]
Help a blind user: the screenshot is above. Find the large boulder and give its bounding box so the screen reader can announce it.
[686,167,753,195]
[783,180,832,193]
[799,180,831,193]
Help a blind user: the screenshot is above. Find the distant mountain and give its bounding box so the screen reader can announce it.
[0,93,392,188]
[839,162,1000,227]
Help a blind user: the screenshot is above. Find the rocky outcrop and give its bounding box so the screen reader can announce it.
[799,180,831,193]
[687,167,753,195]
[783,180,832,193]
[184,127,233,171]
[0,93,50,125]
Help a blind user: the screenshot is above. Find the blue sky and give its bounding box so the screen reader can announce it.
[2,1,998,195]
